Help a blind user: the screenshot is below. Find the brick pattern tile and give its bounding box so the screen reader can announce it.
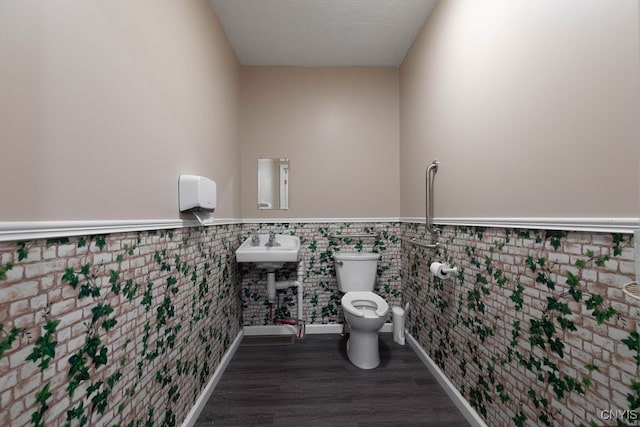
[402,224,639,427]
[0,225,243,426]
[239,222,402,326]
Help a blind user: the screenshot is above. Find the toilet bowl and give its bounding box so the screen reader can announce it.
[341,291,389,369]
[334,252,389,369]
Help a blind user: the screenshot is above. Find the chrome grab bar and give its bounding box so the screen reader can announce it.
[328,232,380,240]
[403,238,438,249]
[426,160,439,235]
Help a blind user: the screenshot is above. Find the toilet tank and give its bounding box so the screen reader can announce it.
[334,252,380,292]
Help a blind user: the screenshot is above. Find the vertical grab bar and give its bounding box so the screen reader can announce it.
[425,160,439,234]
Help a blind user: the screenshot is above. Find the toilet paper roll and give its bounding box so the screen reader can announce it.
[430,262,455,279]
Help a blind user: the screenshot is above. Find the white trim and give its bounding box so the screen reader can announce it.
[243,325,299,336]
[244,323,393,336]
[0,217,399,242]
[401,217,639,234]
[635,230,640,284]
[2,216,636,243]
[0,218,243,242]
[406,332,488,427]
[241,217,401,224]
[181,329,244,427]
[305,324,345,334]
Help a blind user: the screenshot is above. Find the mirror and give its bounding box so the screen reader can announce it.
[257,158,289,210]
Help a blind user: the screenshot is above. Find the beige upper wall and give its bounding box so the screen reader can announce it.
[0,0,239,221]
[4,1,635,223]
[240,66,400,219]
[400,0,640,219]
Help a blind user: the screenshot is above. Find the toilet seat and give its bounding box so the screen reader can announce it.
[341,291,389,318]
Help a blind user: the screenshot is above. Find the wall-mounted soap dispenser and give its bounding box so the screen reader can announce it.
[178,175,216,212]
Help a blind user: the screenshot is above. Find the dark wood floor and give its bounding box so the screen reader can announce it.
[195,333,470,426]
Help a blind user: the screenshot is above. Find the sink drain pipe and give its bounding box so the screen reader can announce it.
[266,261,304,334]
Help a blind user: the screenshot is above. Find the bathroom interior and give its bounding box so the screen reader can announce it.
[1,0,639,426]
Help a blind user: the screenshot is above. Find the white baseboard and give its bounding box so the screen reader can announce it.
[305,323,346,334]
[181,329,244,427]
[243,324,300,336]
[406,332,487,427]
[243,323,394,336]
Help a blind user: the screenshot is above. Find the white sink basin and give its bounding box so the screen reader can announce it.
[236,234,301,269]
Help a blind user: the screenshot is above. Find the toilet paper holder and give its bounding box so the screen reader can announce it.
[430,261,457,278]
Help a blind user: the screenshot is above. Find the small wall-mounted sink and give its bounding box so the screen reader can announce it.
[236,234,300,270]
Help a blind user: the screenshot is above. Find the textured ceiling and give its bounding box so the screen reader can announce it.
[210,0,439,67]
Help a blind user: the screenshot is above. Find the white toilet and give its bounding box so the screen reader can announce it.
[334,252,389,369]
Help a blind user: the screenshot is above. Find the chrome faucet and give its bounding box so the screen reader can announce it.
[251,234,260,246]
[266,231,280,247]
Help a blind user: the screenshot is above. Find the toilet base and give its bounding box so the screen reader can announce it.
[346,330,380,369]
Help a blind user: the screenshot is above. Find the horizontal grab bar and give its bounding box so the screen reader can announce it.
[328,232,380,240]
[402,238,438,249]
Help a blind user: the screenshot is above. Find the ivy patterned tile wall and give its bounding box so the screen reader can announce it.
[402,223,640,426]
[0,225,243,427]
[5,219,637,426]
[239,222,402,326]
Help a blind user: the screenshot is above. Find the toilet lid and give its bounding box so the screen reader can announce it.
[341,291,389,318]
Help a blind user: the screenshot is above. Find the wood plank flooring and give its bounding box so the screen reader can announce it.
[195,333,470,426]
